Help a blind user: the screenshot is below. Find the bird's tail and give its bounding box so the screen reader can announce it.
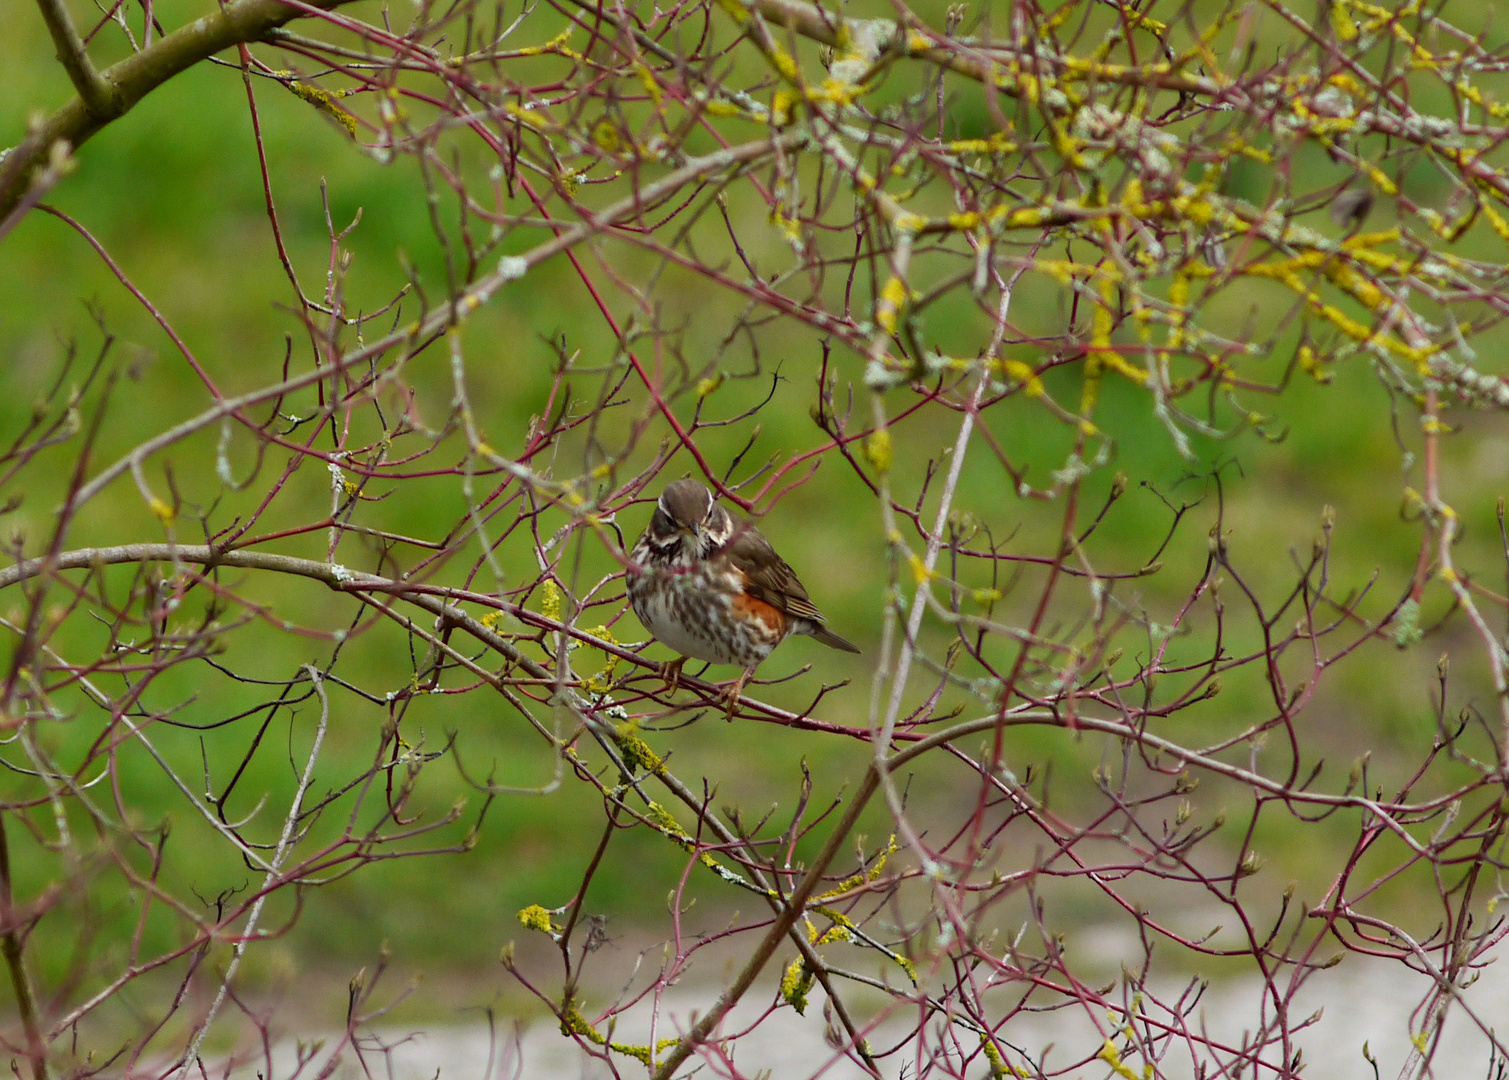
[806,623,860,654]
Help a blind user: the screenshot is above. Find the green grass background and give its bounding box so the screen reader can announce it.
[4,0,1509,1034]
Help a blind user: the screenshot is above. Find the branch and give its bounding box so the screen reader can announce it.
[63,132,798,515]
[33,0,117,118]
[172,665,332,1076]
[1,0,353,219]
[0,544,559,683]
[649,765,883,1080]
[0,812,47,1080]
[0,537,870,734]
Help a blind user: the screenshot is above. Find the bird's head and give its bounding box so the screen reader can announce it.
[646,479,734,561]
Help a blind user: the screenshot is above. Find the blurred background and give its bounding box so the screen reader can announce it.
[5,0,1509,1060]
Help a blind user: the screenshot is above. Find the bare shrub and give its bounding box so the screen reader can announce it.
[4,0,1509,1076]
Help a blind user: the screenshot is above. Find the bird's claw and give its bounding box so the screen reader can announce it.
[660,656,687,694]
[721,669,751,722]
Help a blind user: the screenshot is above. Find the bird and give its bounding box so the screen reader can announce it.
[626,478,859,712]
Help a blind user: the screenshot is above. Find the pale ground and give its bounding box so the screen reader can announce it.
[235,936,1504,1080]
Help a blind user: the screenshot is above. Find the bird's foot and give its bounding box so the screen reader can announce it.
[660,656,688,694]
[721,668,752,721]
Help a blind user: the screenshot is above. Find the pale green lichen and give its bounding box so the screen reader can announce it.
[1390,597,1423,647]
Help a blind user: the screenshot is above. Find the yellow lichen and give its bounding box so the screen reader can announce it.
[999,358,1045,397]
[645,801,692,848]
[635,63,663,106]
[770,88,798,126]
[607,1037,680,1067]
[807,909,854,944]
[1000,205,1046,229]
[980,1030,1016,1077]
[769,46,799,80]
[780,958,814,1014]
[517,904,559,933]
[540,579,562,622]
[503,103,555,131]
[613,721,666,776]
[876,275,909,333]
[817,835,898,900]
[891,211,928,234]
[593,120,622,153]
[806,78,859,106]
[286,79,360,137]
[557,1005,679,1066]
[1097,1038,1149,1080]
[582,625,621,693]
[558,1002,601,1040]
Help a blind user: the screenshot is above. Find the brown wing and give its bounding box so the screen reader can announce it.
[720,523,827,624]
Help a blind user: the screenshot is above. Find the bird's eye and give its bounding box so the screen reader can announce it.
[651,507,675,534]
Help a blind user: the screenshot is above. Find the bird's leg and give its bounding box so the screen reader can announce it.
[722,667,753,721]
[660,656,688,694]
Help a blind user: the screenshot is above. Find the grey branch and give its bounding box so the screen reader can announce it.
[33,0,117,118]
[2,0,353,218]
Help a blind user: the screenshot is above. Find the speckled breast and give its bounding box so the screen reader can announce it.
[628,562,783,668]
